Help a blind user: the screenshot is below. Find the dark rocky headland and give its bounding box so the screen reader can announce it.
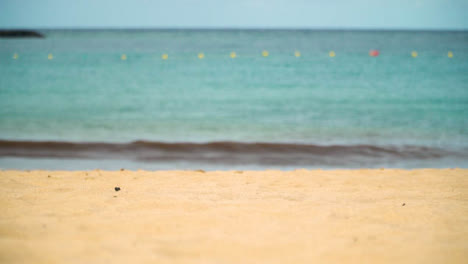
[0,30,44,38]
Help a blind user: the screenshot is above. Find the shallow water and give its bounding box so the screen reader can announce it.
[1,30,467,169]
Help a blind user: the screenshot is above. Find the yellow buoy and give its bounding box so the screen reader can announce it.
[230,52,237,59]
[294,50,301,57]
[48,54,53,60]
[162,54,168,60]
[448,51,453,58]
[121,54,127,60]
[411,51,418,58]
[262,50,269,57]
[198,53,205,59]
[329,51,336,57]
[13,53,18,59]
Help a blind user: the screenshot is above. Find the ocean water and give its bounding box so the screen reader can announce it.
[0,30,467,169]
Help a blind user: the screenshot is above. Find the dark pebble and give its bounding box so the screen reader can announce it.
[115,187,121,192]
[402,203,406,206]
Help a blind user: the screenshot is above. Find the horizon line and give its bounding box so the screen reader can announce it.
[1,26,467,32]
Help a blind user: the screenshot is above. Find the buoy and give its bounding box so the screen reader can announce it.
[198,53,205,59]
[294,51,301,57]
[230,52,237,59]
[329,51,336,57]
[48,54,53,60]
[262,50,269,57]
[162,54,168,60]
[448,51,453,58]
[13,53,18,59]
[369,50,379,57]
[121,54,127,60]
[411,51,418,58]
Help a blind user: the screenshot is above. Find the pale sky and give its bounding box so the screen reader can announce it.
[1,0,467,29]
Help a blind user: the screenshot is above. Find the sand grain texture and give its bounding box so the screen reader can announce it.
[0,169,467,263]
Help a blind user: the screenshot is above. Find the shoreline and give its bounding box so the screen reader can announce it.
[1,139,467,169]
[1,169,467,263]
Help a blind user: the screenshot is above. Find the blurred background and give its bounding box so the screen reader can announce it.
[0,0,467,170]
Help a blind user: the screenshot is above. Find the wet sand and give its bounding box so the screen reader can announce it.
[0,169,467,263]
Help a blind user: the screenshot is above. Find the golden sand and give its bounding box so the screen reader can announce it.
[0,169,467,263]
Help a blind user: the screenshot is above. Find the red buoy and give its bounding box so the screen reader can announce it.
[369,50,380,57]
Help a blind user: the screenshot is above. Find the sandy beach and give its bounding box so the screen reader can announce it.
[0,169,467,263]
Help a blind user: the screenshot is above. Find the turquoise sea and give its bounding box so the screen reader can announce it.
[0,30,467,169]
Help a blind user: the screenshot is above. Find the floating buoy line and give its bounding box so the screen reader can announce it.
[8,50,457,60]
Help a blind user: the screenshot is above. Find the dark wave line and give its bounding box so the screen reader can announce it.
[0,139,463,166]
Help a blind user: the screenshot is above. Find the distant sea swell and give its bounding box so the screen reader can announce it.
[0,140,465,167]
